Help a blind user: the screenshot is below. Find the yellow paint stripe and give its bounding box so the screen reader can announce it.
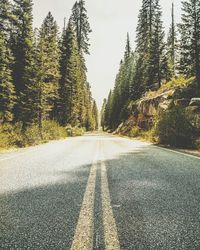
[70,151,98,250]
[101,161,121,250]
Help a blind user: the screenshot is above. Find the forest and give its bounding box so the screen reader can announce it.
[0,0,98,148]
[101,0,200,148]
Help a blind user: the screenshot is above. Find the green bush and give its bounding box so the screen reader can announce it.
[0,120,68,149]
[65,125,85,137]
[42,120,67,141]
[0,123,24,149]
[71,127,85,136]
[24,124,42,146]
[129,126,140,137]
[195,137,200,150]
[25,120,67,146]
[154,106,193,147]
[0,120,86,150]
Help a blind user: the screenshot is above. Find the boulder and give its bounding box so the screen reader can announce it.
[175,98,191,107]
[189,98,200,107]
[186,106,200,129]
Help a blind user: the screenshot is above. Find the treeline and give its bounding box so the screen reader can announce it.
[0,0,98,147]
[102,0,200,131]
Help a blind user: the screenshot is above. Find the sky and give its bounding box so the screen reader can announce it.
[32,0,182,108]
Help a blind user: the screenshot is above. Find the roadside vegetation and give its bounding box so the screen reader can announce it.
[0,0,98,150]
[0,121,86,150]
[101,0,200,149]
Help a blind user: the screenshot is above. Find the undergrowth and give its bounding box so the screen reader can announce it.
[0,121,85,150]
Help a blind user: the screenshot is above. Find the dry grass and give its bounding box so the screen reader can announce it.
[145,77,195,99]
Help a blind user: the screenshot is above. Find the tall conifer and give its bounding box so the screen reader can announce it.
[179,0,200,89]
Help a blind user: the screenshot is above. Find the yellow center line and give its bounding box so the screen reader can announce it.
[101,159,121,250]
[70,146,99,250]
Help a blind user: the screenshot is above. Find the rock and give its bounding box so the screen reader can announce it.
[186,106,200,129]
[175,98,191,107]
[159,100,173,110]
[189,98,200,107]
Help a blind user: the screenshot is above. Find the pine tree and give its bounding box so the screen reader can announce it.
[37,12,60,127]
[124,33,131,61]
[92,100,98,130]
[101,98,107,130]
[179,0,200,89]
[0,31,16,123]
[0,0,13,35]
[133,0,168,95]
[59,20,82,126]
[104,90,113,129]
[70,0,94,129]
[149,2,170,87]
[78,52,88,127]
[11,0,34,124]
[71,0,92,54]
[133,0,153,94]
[84,82,95,130]
[167,2,177,78]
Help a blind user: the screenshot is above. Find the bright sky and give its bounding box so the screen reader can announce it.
[32,0,182,108]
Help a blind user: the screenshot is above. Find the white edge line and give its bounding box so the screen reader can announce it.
[155,145,200,160]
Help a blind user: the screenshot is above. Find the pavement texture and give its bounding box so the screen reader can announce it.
[0,133,200,249]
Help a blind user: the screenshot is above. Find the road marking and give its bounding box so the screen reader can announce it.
[70,151,98,250]
[156,146,200,160]
[101,160,121,250]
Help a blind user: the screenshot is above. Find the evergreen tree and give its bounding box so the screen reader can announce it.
[37,12,60,126]
[149,2,170,87]
[92,100,98,130]
[71,0,92,54]
[84,82,95,130]
[0,31,16,123]
[11,0,34,124]
[0,0,13,35]
[101,98,107,130]
[179,0,200,89]
[78,52,88,127]
[108,37,136,130]
[132,0,168,96]
[70,0,94,129]
[167,2,177,77]
[124,33,131,61]
[104,90,113,129]
[59,20,82,126]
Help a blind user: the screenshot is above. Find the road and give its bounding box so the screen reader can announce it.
[0,133,200,249]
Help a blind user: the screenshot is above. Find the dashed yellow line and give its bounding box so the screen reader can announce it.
[101,160,121,250]
[70,151,98,250]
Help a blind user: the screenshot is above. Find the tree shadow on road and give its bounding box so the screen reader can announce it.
[0,165,91,249]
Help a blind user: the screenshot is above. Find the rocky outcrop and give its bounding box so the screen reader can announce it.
[186,98,200,129]
[117,79,200,135]
[189,98,200,107]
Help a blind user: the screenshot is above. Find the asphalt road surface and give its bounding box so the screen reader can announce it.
[0,133,200,250]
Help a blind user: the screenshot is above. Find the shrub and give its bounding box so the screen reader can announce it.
[71,127,85,136]
[24,124,42,146]
[0,120,68,149]
[42,120,67,141]
[129,126,140,137]
[154,106,193,147]
[0,123,24,149]
[195,138,200,150]
[25,120,67,146]
[0,120,85,150]
[65,125,85,137]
